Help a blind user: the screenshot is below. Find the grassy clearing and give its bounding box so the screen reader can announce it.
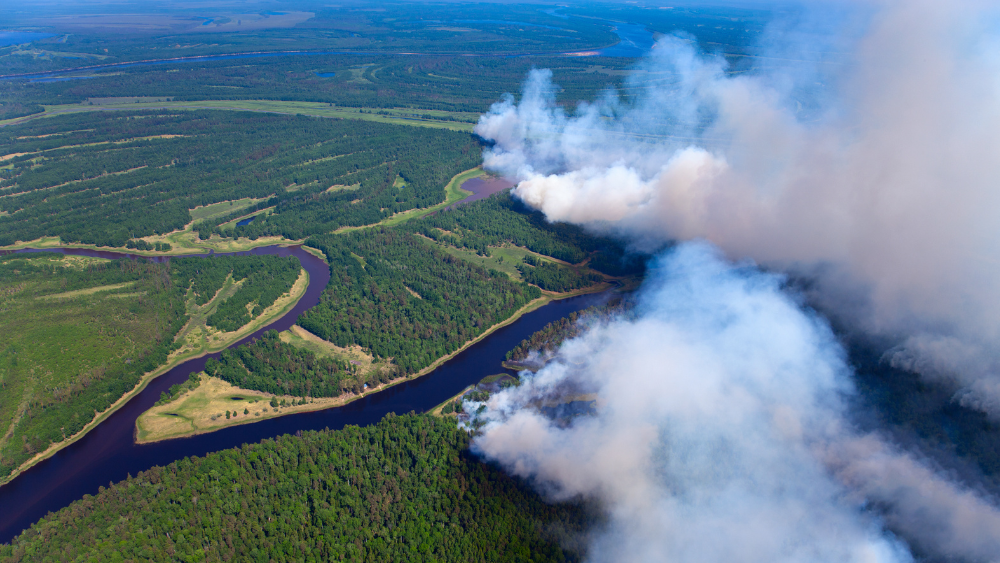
[189,197,268,222]
[279,325,389,377]
[35,281,135,300]
[135,376,345,443]
[1,101,477,132]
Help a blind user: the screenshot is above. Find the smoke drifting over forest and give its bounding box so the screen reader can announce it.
[476,0,1000,416]
[471,1,1000,561]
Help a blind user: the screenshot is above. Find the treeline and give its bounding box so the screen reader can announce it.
[507,298,632,362]
[204,330,361,398]
[0,254,188,479]
[0,111,477,248]
[300,228,541,375]
[0,102,43,120]
[518,256,603,292]
[411,192,648,276]
[1,414,589,562]
[172,255,301,332]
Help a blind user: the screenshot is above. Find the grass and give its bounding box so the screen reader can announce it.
[135,376,343,443]
[36,281,135,300]
[189,197,268,222]
[0,255,183,480]
[0,101,478,132]
[279,325,389,378]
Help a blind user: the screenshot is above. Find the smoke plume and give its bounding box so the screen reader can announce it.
[470,243,1000,562]
[475,0,1000,415]
[470,1,1000,560]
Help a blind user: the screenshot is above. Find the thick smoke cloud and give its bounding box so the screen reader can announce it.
[470,244,1000,562]
[475,0,1000,415]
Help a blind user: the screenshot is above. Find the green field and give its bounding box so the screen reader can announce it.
[0,253,188,478]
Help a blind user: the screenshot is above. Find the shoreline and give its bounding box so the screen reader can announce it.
[132,282,610,444]
[0,264,311,487]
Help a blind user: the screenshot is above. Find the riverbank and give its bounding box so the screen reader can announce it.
[0,263,311,487]
[133,281,610,443]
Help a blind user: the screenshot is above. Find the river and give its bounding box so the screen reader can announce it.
[0,244,609,543]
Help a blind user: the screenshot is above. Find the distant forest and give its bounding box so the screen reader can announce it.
[0,111,478,247]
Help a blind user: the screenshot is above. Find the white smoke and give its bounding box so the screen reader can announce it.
[475,0,1000,415]
[471,243,1000,562]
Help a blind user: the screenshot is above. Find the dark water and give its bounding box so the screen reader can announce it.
[314,71,336,77]
[0,244,609,543]
[0,32,54,47]
[235,216,255,226]
[444,176,515,211]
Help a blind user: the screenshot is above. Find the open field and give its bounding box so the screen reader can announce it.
[189,197,268,222]
[135,376,342,443]
[0,101,478,132]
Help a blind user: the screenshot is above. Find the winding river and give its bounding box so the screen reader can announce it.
[0,244,609,543]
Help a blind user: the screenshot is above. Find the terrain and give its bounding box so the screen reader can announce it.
[0,1,784,558]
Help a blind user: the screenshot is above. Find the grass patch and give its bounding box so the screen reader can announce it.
[189,197,267,222]
[135,375,342,443]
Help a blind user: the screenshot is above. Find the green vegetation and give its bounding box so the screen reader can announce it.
[172,255,300,332]
[411,192,648,276]
[0,111,479,248]
[300,228,542,375]
[518,255,603,292]
[4,101,478,132]
[205,330,359,398]
[2,414,589,562]
[0,253,187,479]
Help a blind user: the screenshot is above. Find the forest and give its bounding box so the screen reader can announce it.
[0,414,590,562]
[0,111,479,247]
[205,330,358,399]
[300,228,541,375]
[172,255,301,332]
[411,192,648,277]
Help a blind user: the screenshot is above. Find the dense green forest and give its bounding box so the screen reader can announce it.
[0,253,187,479]
[0,111,478,247]
[300,228,541,375]
[1,414,590,562]
[517,256,603,293]
[205,330,360,398]
[411,192,648,277]
[172,255,301,331]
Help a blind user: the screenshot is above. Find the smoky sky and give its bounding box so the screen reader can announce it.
[469,0,1000,561]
